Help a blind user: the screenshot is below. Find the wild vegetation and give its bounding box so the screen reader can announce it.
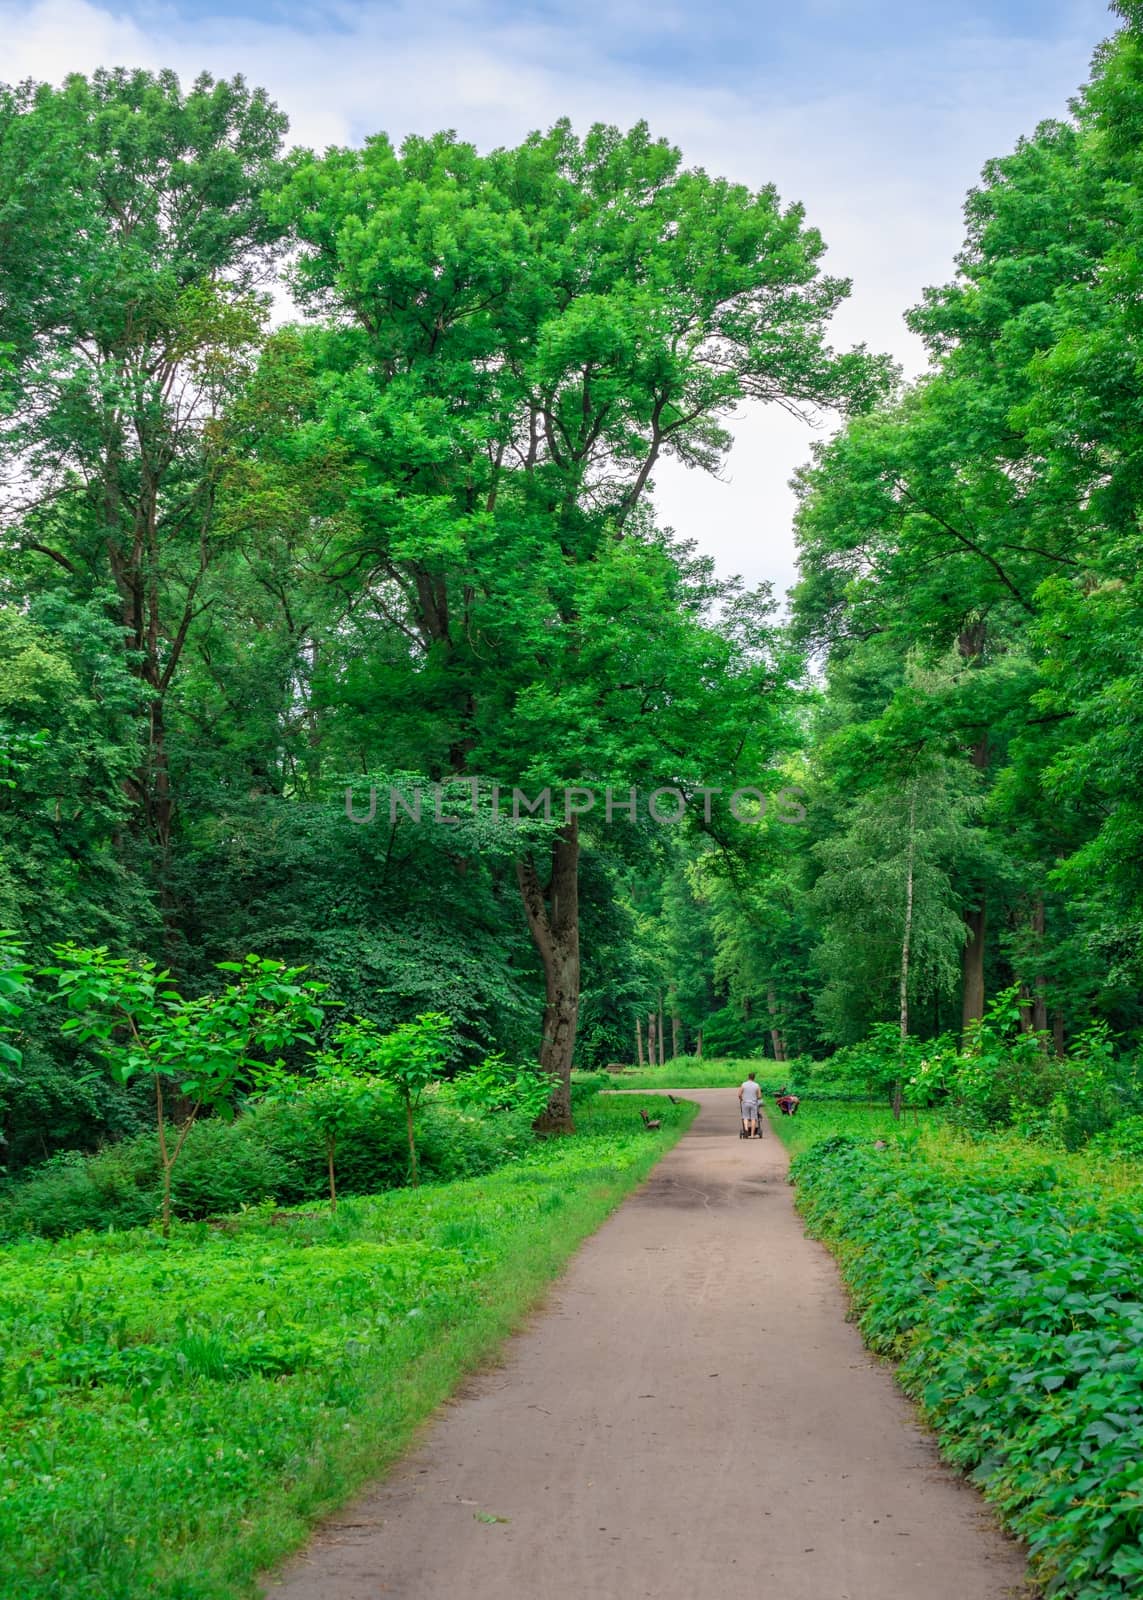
[3,6,1143,1597]
[0,1090,694,1600]
[774,1108,1143,1599]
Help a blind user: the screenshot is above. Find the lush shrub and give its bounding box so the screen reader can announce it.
[791,1131,1143,1598]
[0,1086,555,1240]
[0,1041,145,1174]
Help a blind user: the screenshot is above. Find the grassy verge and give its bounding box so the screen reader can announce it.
[782,1108,1143,1599]
[0,1094,696,1600]
[765,1101,923,1156]
[577,1059,881,1101]
[575,1056,757,1090]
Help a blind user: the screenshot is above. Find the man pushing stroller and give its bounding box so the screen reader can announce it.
[738,1071,763,1139]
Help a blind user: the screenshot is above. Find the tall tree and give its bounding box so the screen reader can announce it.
[275,119,889,1125]
[0,69,288,916]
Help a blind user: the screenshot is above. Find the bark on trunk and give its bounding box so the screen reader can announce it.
[962,899,986,1036]
[672,1013,679,1062]
[636,1017,645,1068]
[696,1028,703,1060]
[658,993,665,1066]
[648,1012,657,1068]
[961,731,990,1037]
[765,983,787,1063]
[516,818,581,1133]
[895,788,917,1121]
[1031,895,1049,1036]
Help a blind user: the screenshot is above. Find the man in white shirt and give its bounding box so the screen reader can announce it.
[738,1071,762,1138]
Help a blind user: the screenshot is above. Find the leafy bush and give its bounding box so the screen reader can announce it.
[817,992,1143,1145]
[791,1129,1143,1598]
[0,1041,145,1173]
[0,1087,546,1241]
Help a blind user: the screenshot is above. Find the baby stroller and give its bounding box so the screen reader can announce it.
[739,1102,763,1139]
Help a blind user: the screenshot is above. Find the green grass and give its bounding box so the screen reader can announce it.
[576,1058,882,1102]
[765,1100,921,1156]
[784,1105,1143,1599]
[575,1055,761,1090]
[0,1094,696,1600]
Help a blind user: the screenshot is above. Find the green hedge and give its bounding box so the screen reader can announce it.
[791,1133,1143,1599]
[0,1091,543,1240]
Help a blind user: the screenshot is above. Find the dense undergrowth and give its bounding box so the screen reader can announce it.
[0,1086,540,1241]
[781,1109,1143,1600]
[0,1090,695,1600]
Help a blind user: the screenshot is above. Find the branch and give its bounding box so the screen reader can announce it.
[24,542,77,575]
[896,484,1035,614]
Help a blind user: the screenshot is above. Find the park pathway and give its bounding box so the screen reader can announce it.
[263,1089,1030,1600]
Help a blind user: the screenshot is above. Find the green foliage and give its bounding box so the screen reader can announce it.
[791,1120,1143,1598]
[0,1087,546,1241]
[257,1049,383,1213]
[1087,1114,1143,1164]
[698,1005,770,1059]
[334,1012,452,1185]
[0,1094,695,1600]
[41,947,325,1230]
[450,1053,554,1122]
[0,931,30,1070]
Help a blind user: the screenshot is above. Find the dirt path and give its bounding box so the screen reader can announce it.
[263,1090,1029,1600]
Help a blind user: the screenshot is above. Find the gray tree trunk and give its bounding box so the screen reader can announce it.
[516,818,581,1133]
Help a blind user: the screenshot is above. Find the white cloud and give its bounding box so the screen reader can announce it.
[1,0,1117,598]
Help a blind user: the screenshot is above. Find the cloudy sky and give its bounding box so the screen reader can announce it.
[2,0,1120,597]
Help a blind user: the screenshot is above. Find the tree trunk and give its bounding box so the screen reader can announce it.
[961,731,990,1038]
[327,1135,337,1213]
[658,993,665,1065]
[636,1017,645,1068]
[1053,1009,1066,1057]
[516,818,581,1133]
[961,898,986,1036]
[1030,895,1049,1036]
[672,1013,679,1061]
[765,983,787,1063]
[696,1028,703,1060]
[405,1096,419,1184]
[895,787,917,1121]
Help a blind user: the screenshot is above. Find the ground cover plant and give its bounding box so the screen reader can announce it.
[0,1091,695,1600]
[781,1109,1143,1599]
[765,1099,909,1155]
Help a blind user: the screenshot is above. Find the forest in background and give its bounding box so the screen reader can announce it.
[3,0,1143,1169]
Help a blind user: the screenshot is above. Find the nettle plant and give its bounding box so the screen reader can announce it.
[44,947,325,1233]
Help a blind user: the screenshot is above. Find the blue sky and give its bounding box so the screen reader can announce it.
[1,0,1120,592]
